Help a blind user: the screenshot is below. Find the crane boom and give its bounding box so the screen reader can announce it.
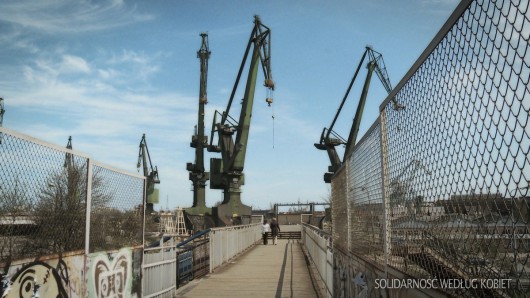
[186,33,212,216]
[137,134,160,213]
[315,47,401,183]
[208,16,274,225]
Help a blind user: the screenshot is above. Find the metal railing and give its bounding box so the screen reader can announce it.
[143,243,176,298]
[209,223,261,272]
[176,231,210,288]
[302,224,333,298]
[329,0,530,296]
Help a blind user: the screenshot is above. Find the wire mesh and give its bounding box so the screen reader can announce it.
[331,0,530,296]
[331,165,349,253]
[379,0,529,296]
[0,127,146,264]
[89,164,145,253]
[348,123,384,265]
[0,129,88,262]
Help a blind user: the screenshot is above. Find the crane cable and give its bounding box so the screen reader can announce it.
[268,88,275,149]
[272,107,275,149]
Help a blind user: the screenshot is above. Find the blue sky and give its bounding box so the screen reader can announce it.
[0,0,459,211]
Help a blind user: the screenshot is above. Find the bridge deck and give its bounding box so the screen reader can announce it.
[176,239,320,297]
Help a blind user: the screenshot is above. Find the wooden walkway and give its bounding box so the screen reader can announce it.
[175,238,320,298]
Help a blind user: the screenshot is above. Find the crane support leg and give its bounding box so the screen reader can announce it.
[213,175,251,226]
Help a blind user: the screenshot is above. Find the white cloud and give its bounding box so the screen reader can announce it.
[0,29,39,53]
[61,55,90,73]
[0,0,152,34]
[96,50,164,85]
[109,50,151,65]
[98,68,120,80]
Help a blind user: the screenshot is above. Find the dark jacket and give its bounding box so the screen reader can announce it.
[270,221,280,236]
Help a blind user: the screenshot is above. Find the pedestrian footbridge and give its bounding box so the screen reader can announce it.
[175,227,320,297]
[164,224,328,298]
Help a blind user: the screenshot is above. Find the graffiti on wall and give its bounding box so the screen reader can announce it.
[2,248,140,298]
[1,254,84,298]
[89,249,132,298]
[1,260,68,298]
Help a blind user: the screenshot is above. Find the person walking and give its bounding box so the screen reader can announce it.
[262,219,270,245]
[270,218,280,245]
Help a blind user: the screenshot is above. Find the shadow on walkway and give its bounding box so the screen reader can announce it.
[176,239,319,298]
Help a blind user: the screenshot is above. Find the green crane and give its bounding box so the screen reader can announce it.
[315,46,403,183]
[186,33,212,216]
[64,136,74,169]
[0,98,4,144]
[208,16,274,225]
[137,134,160,214]
[0,98,4,128]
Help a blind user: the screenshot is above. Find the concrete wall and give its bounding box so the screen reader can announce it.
[276,213,325,226]
[277,214,303,225]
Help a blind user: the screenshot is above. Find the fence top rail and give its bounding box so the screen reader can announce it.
[143,245,175,252]
[302,223,331,239]
[1,126,146,181]
[92,159,146,180]
[210,223,260,232]
[379,0,473,111]
[176,229,211,248]
[0,126,90,158]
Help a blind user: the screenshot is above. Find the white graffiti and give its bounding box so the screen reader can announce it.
[1,262,67,298]
[90,250,131,298]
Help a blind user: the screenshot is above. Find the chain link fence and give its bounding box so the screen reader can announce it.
[331,0,529,296]
[348,122,385,266]
[0,127,145,265]
[89,163,145,253]
[331,164,349,253]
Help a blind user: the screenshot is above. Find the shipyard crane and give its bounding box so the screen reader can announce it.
[315,46,404,183]
[0,98,5,144]
[137,134,160,214]
[0,98,4,127]
[207,15,274,225]
[64,136,74,169]
[186,33,212,216]
[390,159,432,212]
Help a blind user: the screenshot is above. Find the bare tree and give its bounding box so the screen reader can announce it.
[0,180,32,262]
[30,163,110,254]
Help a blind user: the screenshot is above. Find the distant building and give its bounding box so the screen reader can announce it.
[434,193,529,222]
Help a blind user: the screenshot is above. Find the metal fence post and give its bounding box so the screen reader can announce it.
[85,157,93,255]
[83,157,93,297]
[345,160,351,253]
[379,113,391,279]
[209,230,214,273]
